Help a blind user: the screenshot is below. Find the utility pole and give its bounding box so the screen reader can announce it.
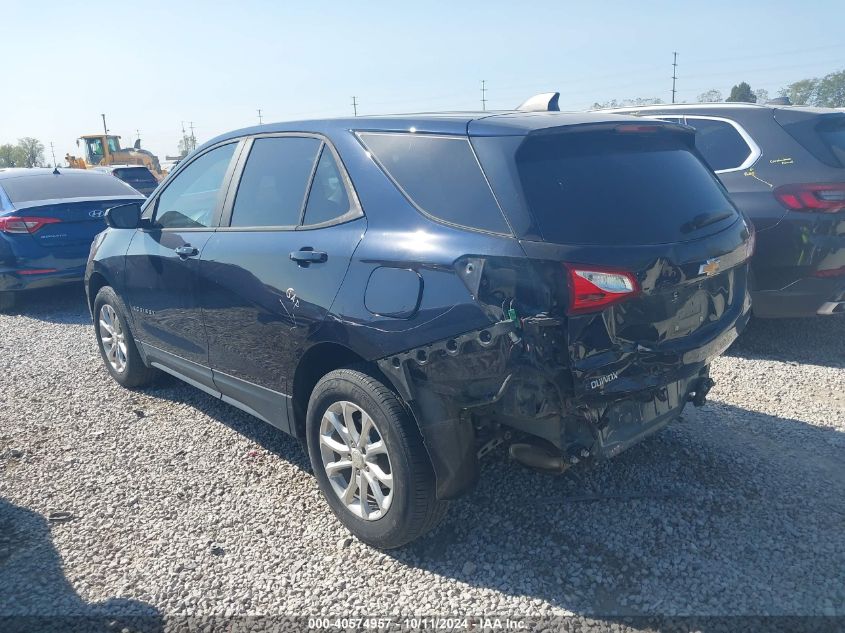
[351,96,358,117]
[257,109,263,124]
[101,113,109,135]
[671,52,678,104]
[481,80,487,111]
[50,142,57,167]
[189,122,196,151]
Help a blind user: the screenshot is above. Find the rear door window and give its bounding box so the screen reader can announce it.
[514,130,737,245]
[230,136,321,228]
[358,132,510,234]
[302,147,352,226]
[153,142,236,229]
[683,117,754,171]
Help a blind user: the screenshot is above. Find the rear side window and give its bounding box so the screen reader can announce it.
[359,132,510,234]
[684,118,753,171]
[302,147,351,226]
[114,167,157,185]
[515,131,737,245]
[230,137,321,227]
[1,172,137,204]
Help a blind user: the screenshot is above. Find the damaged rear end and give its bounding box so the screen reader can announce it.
[376,117,752,496]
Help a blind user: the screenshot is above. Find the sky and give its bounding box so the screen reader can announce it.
[3,0,844,164]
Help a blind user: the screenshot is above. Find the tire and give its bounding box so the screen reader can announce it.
[0,292,16,313]
[306,367,448,549]
[93,286,158,388]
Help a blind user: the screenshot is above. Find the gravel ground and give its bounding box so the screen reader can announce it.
[1,284,843,630]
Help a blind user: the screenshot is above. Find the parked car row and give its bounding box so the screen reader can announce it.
[0,100,841,548]
[604,103,845,317]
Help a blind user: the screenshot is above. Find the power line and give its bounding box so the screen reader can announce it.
[671,52,678,104]
[351,96,359,116]
[481,80,487,111]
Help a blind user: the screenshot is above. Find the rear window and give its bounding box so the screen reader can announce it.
[1,172,138,204]
[777,112,845,169]
[358,132,510,234]
[113,167,157,184]
[815,117,845,168]
[514,131,737,245]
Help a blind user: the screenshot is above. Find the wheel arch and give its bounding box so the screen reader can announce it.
[291,341,378,438]
[86,270,112,316]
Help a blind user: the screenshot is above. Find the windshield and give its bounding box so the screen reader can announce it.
[510,130,737,245]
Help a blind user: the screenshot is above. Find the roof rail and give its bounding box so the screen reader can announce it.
[516,92,560,112]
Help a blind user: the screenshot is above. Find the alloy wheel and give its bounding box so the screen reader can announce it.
[318,400,394,520]
[99,304,128,373]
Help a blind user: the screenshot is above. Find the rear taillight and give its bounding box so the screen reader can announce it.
[774,183,845,213]
[814,266,845,278]
[0,216,62,234]
[565,264,640,315]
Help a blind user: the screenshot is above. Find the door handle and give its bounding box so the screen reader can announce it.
[290,249,328,265]
[175,245,199,258]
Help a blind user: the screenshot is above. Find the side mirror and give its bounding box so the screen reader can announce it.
[105,202,142,229]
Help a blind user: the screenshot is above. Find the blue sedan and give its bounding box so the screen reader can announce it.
[0,168,144,310]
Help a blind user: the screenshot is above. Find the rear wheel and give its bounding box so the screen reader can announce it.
[0,292,16,313]
[306,367,448,548]
[93,286,157,388]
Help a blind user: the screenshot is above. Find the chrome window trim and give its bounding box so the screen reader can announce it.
[644,114,761,174]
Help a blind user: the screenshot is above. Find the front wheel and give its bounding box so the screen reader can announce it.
[306,367,448,549]
[93,286,158,388]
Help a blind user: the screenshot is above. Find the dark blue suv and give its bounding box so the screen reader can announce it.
[86,111,753,547]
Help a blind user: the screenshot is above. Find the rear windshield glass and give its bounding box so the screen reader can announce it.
[1,172,138,204]
[817,118,845,167]
[514,131,737,245]
[114,167,157,184]
[777,113,845,168]
[358,132,510,234]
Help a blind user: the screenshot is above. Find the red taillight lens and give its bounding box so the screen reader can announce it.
[774,183,845,213]
[814,266,845,278]
[565,264,640,315]
[0,216,62,234]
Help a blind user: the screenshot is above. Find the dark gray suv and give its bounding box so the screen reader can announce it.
[605,103,845,317]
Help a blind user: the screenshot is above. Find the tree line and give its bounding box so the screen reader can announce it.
[0,138,46,168]
[593,68,844,108]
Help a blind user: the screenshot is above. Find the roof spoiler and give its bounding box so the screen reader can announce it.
[516,92,560,112]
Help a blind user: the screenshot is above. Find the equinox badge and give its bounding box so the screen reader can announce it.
[698,258,721,277]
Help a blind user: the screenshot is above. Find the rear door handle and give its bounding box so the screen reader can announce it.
[175,245,199,258]
[290,249,328,265]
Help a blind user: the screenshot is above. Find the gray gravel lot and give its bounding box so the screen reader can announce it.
[1,284,843,627]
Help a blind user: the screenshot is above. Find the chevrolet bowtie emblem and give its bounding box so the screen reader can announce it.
[699,258,721,277]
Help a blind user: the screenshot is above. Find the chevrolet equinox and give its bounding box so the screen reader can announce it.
[86,110,753,548]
